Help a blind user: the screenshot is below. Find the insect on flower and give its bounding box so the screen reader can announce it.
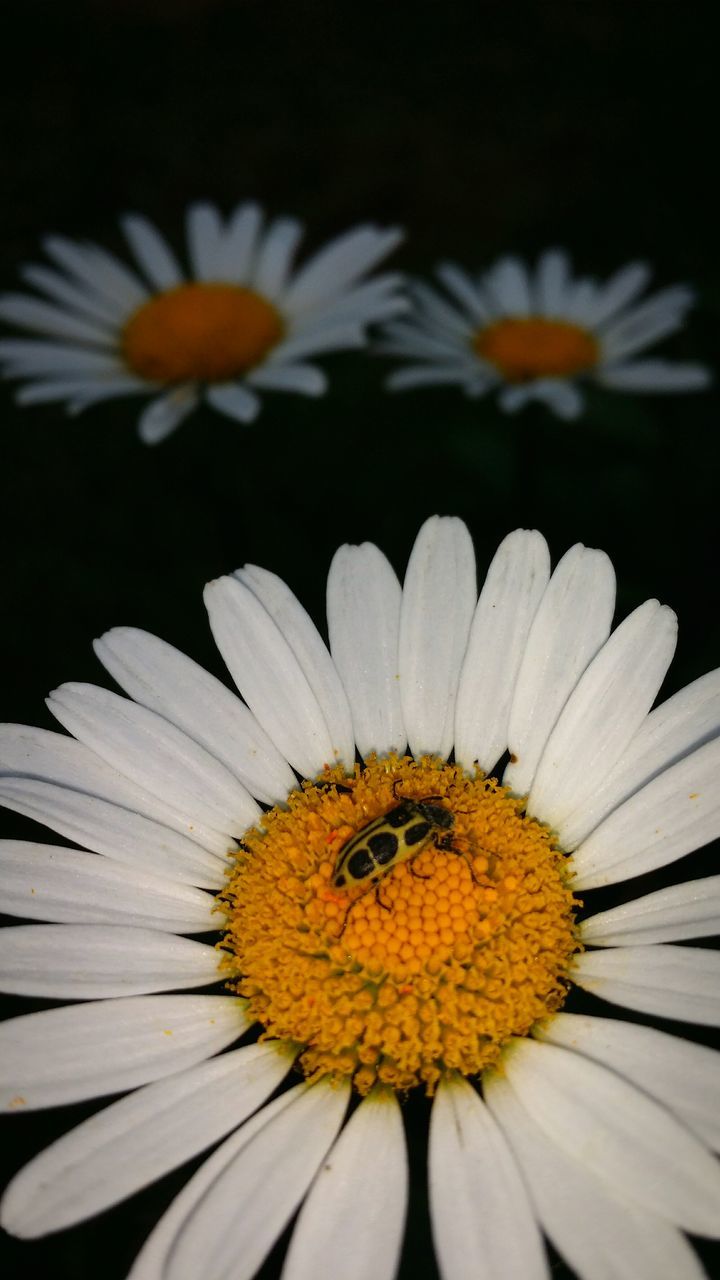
[332,794,456,891]
[330,789,472,939]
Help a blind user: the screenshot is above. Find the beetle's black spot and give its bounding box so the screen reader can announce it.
[368,831,399,864]
[418,803,453,830]
[405,820,431,846]
[335,873,346,887]
[347,848,375,879]
[386,803,414,828]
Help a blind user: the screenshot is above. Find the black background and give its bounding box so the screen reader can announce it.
[1,3,718,1278]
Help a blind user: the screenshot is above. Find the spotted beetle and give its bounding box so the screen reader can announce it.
[332,794,455,892]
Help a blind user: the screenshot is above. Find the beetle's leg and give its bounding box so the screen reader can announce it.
[438,835,484,886]
[336,882,378,939]
[408,859,432,881]
[336,897,356,939]
[314,779,353,795]
[375,882,392,912]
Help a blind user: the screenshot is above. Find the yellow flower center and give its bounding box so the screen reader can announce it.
[473,316,598,382]
[122,283,284,383]
[219,755,579,1095]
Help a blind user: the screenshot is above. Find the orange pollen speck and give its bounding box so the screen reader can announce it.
[473,316,599,382]
[218,754,580,1096]
[122,283,284,383]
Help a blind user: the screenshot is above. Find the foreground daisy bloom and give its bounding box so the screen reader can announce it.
[0,202,405,443]
[378,251,710,419]
[1,517,720,1280]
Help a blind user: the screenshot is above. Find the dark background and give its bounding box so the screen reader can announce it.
[1,2,718,1278]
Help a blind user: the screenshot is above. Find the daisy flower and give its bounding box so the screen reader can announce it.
[0,202,405,443]
[378,250,710,419]
[1,516,720,1280]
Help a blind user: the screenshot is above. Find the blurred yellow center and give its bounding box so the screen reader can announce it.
[122,283,284,383]
[473,316,598,382]
[220,755,579,1096]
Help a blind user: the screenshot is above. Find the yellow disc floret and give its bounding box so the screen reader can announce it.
[219,755,579,1095]
[122,283,284,383]
[473,316,599,382]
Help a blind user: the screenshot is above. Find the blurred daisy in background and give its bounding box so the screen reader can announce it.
[1,515,720,1279]
[379,250,710,420]
[0,202,405,443]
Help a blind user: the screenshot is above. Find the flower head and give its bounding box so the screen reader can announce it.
[378,251,710,419]
[1,517,719,1279]
[0,202,405,442]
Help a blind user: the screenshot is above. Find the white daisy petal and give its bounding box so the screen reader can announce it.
[327,541,406,758]
[386,364,488,392]
[235,565,355,772]
[0,339,127,377]
[164,1079,351,1280]
[205,574,335,777]
[584,261,652,327]
[282,226,402,315]
[570,736,720,890]
[435,262,492,322]
[529,378,584,420]
[602,314,697,363]
[20,263,125,326]
[282,1091,407,1280]
[268,323,365,364]
[217,202,264,283]
[245,363,326,395]
[559,667,720,850]
[0,994,248,1110]
[534,249,571,316]
[186,202,225,281]
[455,530,550,775]
[121,215,185,291]
[126,1084,300,1280]
[484,256,532,315]
[0,722,232,864]
[498,384,534,414]
[572,944,720,1025]
[14,375,147,407]
[399,516,477,760]
[251,216,303,299]
[486,1070,708,1280]
[600,288,695,362]
[408,281,473,338]
[0,294,116,347]
[501,1037,720,1234]
[429,1075,549,1280]
[1,1043,294,1239]
[528,599,677,828]
[205,382,261,424]
[598,283,694,333]
[0,841,219,932]
[137,384,199,444]
[47,683,260,839]
[563,277,598,324]
[301,275,406,331]
[94,627,296,805]
[580,875,720,946]
[504,544,616,795]
[376,321,470,362]
[43,235,148,311]
[0,779,226,890]
[597,359,711,392]
[0,924,220,999]
[535,1012,720,1152]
